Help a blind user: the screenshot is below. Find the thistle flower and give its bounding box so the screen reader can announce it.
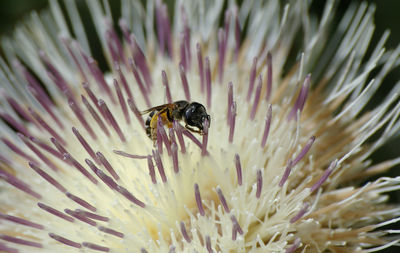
[0,0,400,252]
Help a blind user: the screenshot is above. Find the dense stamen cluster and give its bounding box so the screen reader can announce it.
[0,0,400,252]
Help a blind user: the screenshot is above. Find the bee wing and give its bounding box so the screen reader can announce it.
[140,104,172,115]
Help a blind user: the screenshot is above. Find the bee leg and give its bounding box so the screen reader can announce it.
[185,124,202,134]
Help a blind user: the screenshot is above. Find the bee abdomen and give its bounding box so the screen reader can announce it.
[145,111,156,138]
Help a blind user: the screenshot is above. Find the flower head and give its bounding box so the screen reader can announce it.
[0,0,400,252]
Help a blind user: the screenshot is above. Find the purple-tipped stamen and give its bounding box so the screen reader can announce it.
[279,160,293,187]
[129,58,151,107]
[180,127,204,151]
[0,212,44,230]
[127,98,146,130]
[194,183,205,216]
[0,112,30,137]
[65,208,97,226]
[37,202,74,222]
[247,57,257,101]
[231,214,243,240]
[81,95,110,136]
[81,95,110,137]
[261,105,272,148]
[28,162,66,193]
[50,137,68,155]
[60,37,87,81]
[5,96,38,128]
[287,74,311,121]
[231,215,243,235]
[19,134,58,172]
[181,6,191,66]
[105,32,120,64]
[72,127,99,164]
[235,154,243,186]
[196,43,205,93]
[29,137,64,161]
[39,51,74,97]
[63,153,98,184]
[49,233,81,248]
[147,155,157,184]
[180,33,188,71]
[0,243,18,253]
[285,238,301,253]
[171,142,179,174]
[169,245,176,253]
[161,4,173,58]
[82,242,110,252]
[115,63,133,99]
[205,57,212,108]
[112,150,147,159]
[96,152,119,180]
[179,63,191,101]
[234,8,240,60]
[201,119,210,156]
[98,99,126,142]
[98,226,124,238]
[250,75,262,120]
[0,169,41,199]
[81,53,115,103]
[2,137,39,164]
[153,149,167,183]
[223,9,231,47]
[162,71,172,104]
[113,79,130,124]
[227,82,233,125]
[155,1,165,55]
[141,248,149,253]
[216,187,230,213]
[156,1,174,57]
[292,136,316,166]
[119,19,131,43]
[65,192,97,212]
[28,108,66,145]
[27,84,64,129]
[83,82,101,111]
[105,19,126,65]
[290,202,309,223]
[0,235,42,248]
[205,235,213,253]
[85,159,118,190]
[13,59,53,106]
[128,34,152,89]
[173,121,186,154]
[75,209,109,222]
[180,221,191,243]
[218,28,226,83]
[265,52,273,101]
[229,102,237,143]
[256,170,262,198]
[116,185,146,208]
[310,160,337,193]
[38,203,74,222]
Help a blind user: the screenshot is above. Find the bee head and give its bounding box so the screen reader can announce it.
[184,102,211,131]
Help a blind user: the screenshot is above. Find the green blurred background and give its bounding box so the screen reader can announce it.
[0,0,399,251]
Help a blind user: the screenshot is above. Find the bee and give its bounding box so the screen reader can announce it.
[141,100,211,141]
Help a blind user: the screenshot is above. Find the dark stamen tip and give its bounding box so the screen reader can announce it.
[194,183,205,216]
[216,187,230,213]
[180,221,191,243]
[310,159,338,193]
[256,170,262,198]
[113,150,147,159]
